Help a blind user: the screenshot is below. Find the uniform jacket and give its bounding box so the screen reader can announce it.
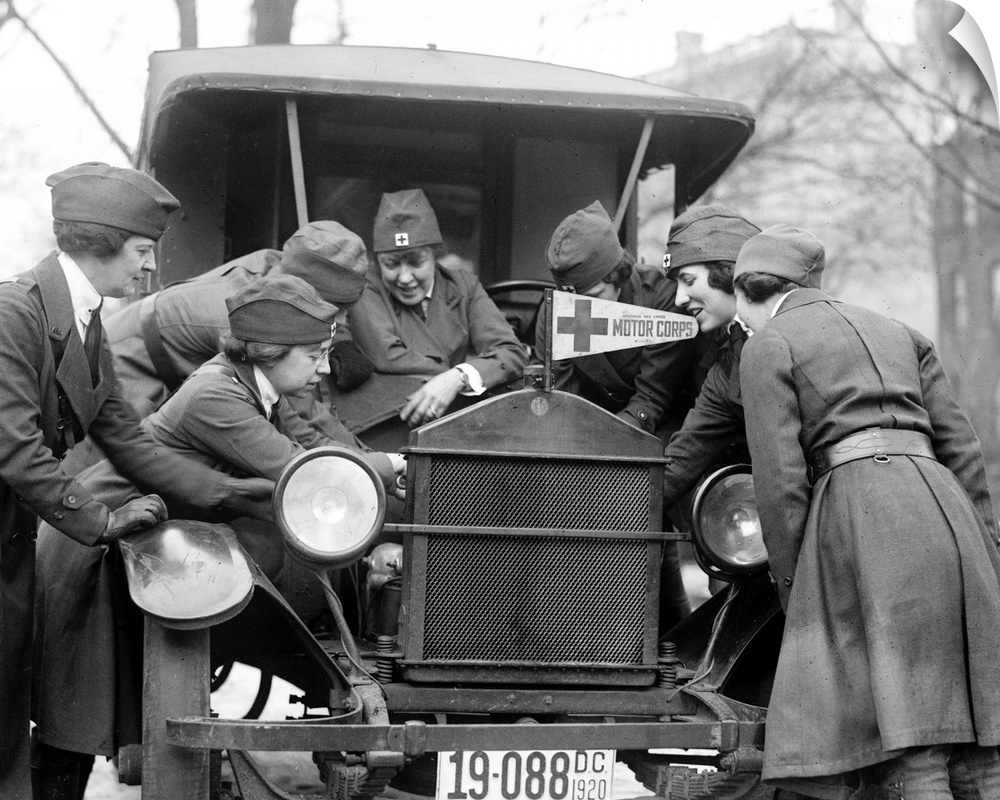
[740,288,1000,780]
[534,263,704,436]
[662,321,750,508]
[350,262,526,388]
[33,351,389,758]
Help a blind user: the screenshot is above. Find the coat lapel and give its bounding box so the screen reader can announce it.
[230,358,269,417]
[32,255,104,428]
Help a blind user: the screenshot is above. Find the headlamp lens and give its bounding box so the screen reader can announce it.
[274,447,386,569]
[692,466,768,575]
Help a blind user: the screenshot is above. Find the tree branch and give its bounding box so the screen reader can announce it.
[5,0,133,161]
[802,25,1000,214]
[824,0,999,139]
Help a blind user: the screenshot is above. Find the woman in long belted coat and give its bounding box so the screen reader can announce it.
[733,225,1000,800]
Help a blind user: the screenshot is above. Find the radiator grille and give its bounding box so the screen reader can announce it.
[423,533,648,664]
[427,455,650,531]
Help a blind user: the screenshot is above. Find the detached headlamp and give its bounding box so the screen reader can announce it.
[273,446,386,570]
[691,465,768,578]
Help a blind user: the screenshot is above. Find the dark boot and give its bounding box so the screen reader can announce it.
[30,738,94,800]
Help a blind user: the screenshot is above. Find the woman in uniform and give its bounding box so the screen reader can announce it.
[733,224,1000,800]
[535,200,707,441]
[350,188,526,427]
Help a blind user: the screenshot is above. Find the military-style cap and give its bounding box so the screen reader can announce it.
[226,274,339,345]
[372,189,443,253]
[46,162,180,239]
[663,205,760,276]
[279,220,368,306]
[546,201,624,293]
[733,224,825,289]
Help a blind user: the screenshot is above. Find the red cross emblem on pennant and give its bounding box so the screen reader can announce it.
[556,298,608,353]
[395,232,409,247]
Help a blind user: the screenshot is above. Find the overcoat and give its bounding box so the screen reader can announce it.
[350,262,526,388]
[65,249,379,474]
[533,263,705,437]
[0,255,233,798]
[33,352,379,758]
[740,289,1000,781]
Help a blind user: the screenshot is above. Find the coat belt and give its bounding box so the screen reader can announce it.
[809,427,936,482]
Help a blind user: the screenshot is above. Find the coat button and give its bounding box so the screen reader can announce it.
[67,494,77,504]
[782,576,793,586]
[54,511,64,520]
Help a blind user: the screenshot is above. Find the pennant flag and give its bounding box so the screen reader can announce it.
[550,289,697,360]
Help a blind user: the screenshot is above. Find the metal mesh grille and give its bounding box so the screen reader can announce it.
[423,533,648,663]
[426,455,650,531]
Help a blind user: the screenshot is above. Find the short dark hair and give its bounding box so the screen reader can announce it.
[705,261,735,294]
[53,220,132,258]
[733,271,801,303]
[669,259,735,294]
[222,335,295,367]
[601,250,636,290]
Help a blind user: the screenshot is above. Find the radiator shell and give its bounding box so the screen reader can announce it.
[398,389,666,685]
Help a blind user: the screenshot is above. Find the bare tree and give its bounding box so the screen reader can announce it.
[251,0,298,44]
[0,1,14,31]
[175,0,198,48]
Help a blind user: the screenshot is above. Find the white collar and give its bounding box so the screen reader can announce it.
[57,251,103,338]
[253,366,281,418]
[730,317,752,337]
[771,289,797,318]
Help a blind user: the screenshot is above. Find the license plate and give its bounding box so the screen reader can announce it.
[436,749,615,800]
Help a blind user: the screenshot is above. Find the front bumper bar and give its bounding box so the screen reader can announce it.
[166,718,764,754]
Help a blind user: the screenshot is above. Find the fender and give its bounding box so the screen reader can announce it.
[119,520,254,630]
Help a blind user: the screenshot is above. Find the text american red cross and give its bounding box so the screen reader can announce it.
[556,298,608,353]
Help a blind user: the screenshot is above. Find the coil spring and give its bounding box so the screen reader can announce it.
[657,641,680,689]
[376,635,396,683]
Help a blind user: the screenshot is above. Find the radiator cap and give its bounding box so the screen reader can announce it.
[274,446,386,569]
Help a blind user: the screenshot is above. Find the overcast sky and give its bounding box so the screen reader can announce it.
[1,0,996,262]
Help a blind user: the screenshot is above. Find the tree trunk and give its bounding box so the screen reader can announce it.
[251,0,297,44]
[175,0,198,48]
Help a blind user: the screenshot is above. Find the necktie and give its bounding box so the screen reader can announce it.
[731,322,749,351]
[84,302,103,386]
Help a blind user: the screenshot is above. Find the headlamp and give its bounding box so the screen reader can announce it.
[690,464,768,578]
[273,446,386,570]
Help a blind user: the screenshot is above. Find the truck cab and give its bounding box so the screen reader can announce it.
[139,44,752,287]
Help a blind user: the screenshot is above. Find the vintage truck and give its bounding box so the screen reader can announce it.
[120,43,781,800]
